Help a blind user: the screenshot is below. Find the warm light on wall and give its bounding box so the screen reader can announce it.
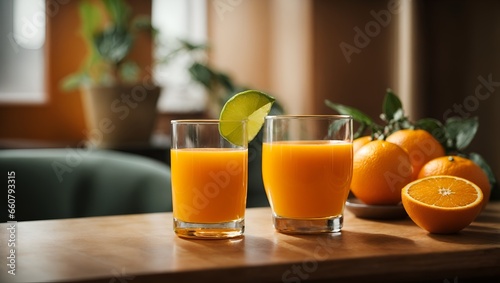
[397,0,415,118]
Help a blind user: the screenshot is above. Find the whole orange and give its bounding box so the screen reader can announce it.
[351,140,413,205]
[353,136,372,153]
[418,155,491,210]
[386,129,445,180]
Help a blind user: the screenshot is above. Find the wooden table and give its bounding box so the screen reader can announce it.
[1,203,499,283]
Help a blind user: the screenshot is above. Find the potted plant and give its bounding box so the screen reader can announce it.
[61,0,160,148]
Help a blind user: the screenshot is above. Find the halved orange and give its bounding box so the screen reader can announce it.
[418,155,491,211]
[401,175,483,234]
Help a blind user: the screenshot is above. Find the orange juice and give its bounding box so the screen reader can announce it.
[262,141,352,218]
[171,148,248,223]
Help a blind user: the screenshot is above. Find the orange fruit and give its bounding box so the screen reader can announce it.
[401,175,483,234]
[418,155,491,210]
[351,140,413,205]
[353,136,372,153]
[386,129,445,180]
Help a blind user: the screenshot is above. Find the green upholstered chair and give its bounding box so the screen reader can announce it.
[1,149,172,222]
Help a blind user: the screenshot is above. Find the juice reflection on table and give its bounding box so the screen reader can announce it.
[171,148,248,223]
[262,140,352,218]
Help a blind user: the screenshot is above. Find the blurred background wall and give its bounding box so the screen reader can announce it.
[207,0,500,185]
[412,0,500,185]
[0,0,499,182]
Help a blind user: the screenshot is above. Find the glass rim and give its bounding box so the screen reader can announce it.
[171,119,247,124]
[265,114,352,120]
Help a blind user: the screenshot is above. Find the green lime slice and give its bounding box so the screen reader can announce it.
[219,90,275,146]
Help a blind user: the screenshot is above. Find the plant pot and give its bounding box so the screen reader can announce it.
[81,84,161,148]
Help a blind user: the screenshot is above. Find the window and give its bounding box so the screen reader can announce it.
[0,0,46,104]
[0,0,207,107]
[152,0,207,113]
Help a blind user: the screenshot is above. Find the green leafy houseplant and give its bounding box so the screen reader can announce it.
[159,39,248,116]
[61,0,161,148]
[160,38,286,117]
[61,0,156,88]
[325,89,498,197]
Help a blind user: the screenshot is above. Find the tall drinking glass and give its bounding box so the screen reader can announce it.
[262,115,353,233]
[171,120,248,239]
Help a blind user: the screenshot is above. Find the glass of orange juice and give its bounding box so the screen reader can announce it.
[171,120,248,239]
[262,115,353,233]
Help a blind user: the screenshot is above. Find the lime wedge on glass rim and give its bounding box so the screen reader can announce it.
[219,90,275,146]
